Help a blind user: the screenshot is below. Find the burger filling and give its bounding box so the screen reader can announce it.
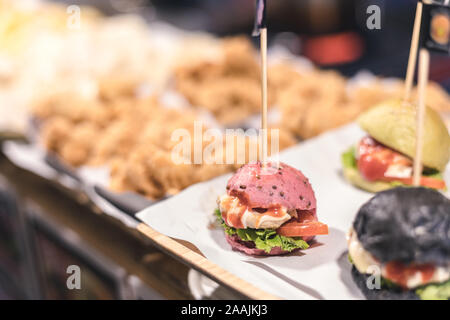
[347,228,450,299]
[218,194,291,229]
[342,136,446,190]
[215,195,328,254]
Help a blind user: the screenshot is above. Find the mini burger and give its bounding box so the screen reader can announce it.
[341,99,450,192]
[215,161,328,256]
[348,187,450,300]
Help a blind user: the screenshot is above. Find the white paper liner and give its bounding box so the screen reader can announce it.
[188,269,220,300]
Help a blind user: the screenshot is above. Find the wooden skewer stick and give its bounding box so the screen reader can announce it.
[260,27,268,167]
[404,2,423,102]
[413,49,429,186]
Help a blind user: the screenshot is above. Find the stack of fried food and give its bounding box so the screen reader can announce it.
[35,77,296,199]
[174,37,450,139]
[350,80,450,113]
[0,0,222,133]
[174,37,284,125]
[276,70,359,139]
[32,32,450,199]
[277,73,450,138]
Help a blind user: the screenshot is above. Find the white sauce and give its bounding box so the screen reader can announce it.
[218,194,291,229]
[384,164,413,179]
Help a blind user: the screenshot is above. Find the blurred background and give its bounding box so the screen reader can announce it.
[0,0,449,300]
[64,0,450,86]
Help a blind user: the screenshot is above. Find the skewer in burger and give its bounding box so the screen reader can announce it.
[341,99,450,192]
[348,187,450,300]
[215,161,328,256]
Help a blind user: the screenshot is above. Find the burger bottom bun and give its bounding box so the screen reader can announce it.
[225,234,298,256]
[351,266,419,300]
[343,166,393,193]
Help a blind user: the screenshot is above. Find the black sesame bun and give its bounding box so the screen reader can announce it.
[350,187,450,300]
[353,187,449,266]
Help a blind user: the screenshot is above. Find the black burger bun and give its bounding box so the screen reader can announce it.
[353,187,450,266]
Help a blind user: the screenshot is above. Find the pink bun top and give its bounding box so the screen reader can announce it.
[226,162,316,212]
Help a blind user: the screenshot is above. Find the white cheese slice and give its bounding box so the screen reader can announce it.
[347,228,379,274]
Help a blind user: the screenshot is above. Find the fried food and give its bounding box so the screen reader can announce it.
[351,80,450,113]
[174,37,276,125]
[277,69,450,139]
[277,70,358,138]
[32,31,450,200]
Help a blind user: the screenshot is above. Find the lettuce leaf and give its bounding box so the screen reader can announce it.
[423,169,444,180]
[348,254,354,265]
[341,146,357,169]
[214,209,309,253]
[416,280,450,300]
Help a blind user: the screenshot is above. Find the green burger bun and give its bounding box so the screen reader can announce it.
[357,99,450,171]
[343,165,394,193]
[341,99,449,193]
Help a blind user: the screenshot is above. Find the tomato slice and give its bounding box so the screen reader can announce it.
[277,220,329,237]
[384,261,436,288]
[357,136,412,182]
[383,176,446,190]
[418,176,446,189]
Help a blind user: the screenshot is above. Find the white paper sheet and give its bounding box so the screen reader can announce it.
[137,123,450,300]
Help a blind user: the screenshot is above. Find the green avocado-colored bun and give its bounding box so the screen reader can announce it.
[357,99,450,171]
